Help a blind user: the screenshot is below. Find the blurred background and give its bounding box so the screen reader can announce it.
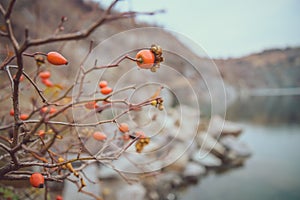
[100,0,300,58]
[99,1,300,199]
[1,0,300,199]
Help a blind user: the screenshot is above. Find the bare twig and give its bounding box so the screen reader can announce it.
[0,135,11,143]
[20,10,160,52]
[1,174,67,182]
[0,30,8,37]
[4,65,14,90]
[4,0,16,19]
[18,0,118,51]
[0,3,6,15]
[44,181,48,200]
[6,16,19,50]
[85,55,138,74]
[67,177,103,200]
[0,55,15,69]
[22,70,49,104]
[7,65,50,104]
[0,142,11,153]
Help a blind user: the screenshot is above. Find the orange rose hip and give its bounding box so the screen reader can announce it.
[30,172,45,188]
[136,49,155,69]
[119,123,129,133]
[47,51,68,65]
[93,131,107,141]
[101,87,113,95]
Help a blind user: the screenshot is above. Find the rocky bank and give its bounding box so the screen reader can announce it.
[63,105,251,200]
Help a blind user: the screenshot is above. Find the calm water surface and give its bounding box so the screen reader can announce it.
[179,96,300,200]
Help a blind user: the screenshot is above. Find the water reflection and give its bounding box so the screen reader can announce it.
[226,95,300,124]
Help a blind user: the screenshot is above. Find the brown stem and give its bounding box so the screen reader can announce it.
[22,52,47,57]
[0,3,5,15]
[19,9,160,52]
[11,54,22,148]
[40,124,59,155]
[1,174,67,182]
[4,0,16,19]
[0,30,8,36]
[0,143,11,153]
[22,70,49,104]
[0,55,16,69]
[86,55,138,74]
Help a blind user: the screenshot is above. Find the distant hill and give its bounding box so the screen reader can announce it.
[215,47,300,89]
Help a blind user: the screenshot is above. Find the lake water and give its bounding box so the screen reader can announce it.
[179,95,300,200]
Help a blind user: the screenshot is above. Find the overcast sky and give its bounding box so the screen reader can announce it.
[99,0,300,58]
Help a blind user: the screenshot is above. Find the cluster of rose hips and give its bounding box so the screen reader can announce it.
[39,70,53,87]
[13,74,24,81]
[118,124,150,153]
[9,51,67,120]
[38,51,68,87]
[92,123,129,142]
[83,80,113,110]
[99,80,113,95]
[91,122,150,153]
[21,51,70,195]
[9,108,29,120]
[84,101,99,110]
[24,45,163,191]
[9,103,57,122]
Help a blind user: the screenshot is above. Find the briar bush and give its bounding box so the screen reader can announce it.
[0,1,163,199]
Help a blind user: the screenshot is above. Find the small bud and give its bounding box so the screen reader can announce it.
[158,104,164,111]
[157,98,164,104]
[58,157,65,163]
[66,163,75,173]
[35,56,45,67]
[61,16,68,21]
[74,171,79,177]
[58,157,66,169]
[150,66,157,72]
[150,100,157,106]
[56,135,63,139]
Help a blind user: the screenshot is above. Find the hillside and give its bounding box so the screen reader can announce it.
[215,47,300,89]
